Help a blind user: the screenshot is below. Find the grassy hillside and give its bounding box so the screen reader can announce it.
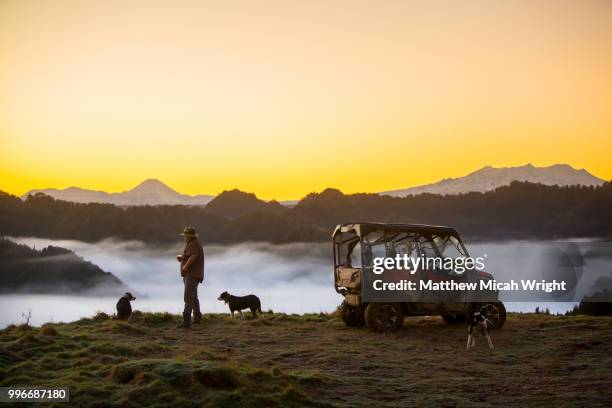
[1,312,611,407]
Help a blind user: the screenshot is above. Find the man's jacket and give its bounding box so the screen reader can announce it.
[181,237,204,282]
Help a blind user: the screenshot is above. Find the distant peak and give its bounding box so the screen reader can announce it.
[137,179,167,187]
[380,163,605,197]
[129,179,176,193]
[549,163,573,170]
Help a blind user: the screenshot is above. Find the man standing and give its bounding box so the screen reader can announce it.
[176,226,204,328]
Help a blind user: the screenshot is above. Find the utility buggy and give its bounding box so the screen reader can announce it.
[333,223,506,332]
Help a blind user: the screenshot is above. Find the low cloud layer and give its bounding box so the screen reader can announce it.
[1,238,337,327]
[1,237,611,327]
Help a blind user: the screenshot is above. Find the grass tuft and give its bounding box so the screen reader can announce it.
[93,312,111,322]
[100,321,147,335]
[141,312,176,325]
[192,366,240,389]
[40,324,58,336]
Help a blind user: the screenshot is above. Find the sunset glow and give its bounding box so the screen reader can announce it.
[1,0,611,200]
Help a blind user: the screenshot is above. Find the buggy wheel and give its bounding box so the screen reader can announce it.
[339,301,365,327]
[474,302,506,329]
[442,313,467,324]
[487,302,506,329]
[365,303,404,333]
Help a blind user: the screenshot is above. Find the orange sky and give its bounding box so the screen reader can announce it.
[1,0,611,200]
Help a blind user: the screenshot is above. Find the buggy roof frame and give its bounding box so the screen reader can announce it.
[332,222,459,239]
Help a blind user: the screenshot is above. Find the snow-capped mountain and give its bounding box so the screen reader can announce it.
[20,164,608,205]
[23,179,213,206]
[381,164,606,197]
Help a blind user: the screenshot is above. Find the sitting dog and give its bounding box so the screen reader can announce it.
[466,305,494,350]
[217,291,262,318]
[116,292,136,320]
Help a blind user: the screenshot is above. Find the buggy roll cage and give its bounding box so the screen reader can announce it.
[332,222,469,294]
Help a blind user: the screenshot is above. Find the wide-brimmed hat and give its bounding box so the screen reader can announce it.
[180,226,198,237]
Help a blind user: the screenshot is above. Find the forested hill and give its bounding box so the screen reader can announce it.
[0,238,126,294]
[1,181,611,244]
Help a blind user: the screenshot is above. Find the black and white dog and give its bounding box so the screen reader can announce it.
[217,291,262,318]
[116,292,136,320]
[466,305,494,350]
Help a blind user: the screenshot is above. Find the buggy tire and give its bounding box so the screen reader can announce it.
[339,301,365,327]
[365,303,404,333]
[442,313,467,324]
[488,302,506,329]
[472,302,506,329]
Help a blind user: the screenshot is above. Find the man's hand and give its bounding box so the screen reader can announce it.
[176,254,183,262]
[181,254,193,274]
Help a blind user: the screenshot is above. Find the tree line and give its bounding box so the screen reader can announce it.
[0,181,610,244]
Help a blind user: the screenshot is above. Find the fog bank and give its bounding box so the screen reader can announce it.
[2,237,610,327]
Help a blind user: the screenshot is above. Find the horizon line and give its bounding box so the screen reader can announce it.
[6,162,608,203]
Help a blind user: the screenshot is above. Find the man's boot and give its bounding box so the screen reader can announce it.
[178,312,191,328]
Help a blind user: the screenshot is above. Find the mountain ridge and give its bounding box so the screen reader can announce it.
[381,164,605,197]
[22,164,607,205]
[24,179,213,207]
